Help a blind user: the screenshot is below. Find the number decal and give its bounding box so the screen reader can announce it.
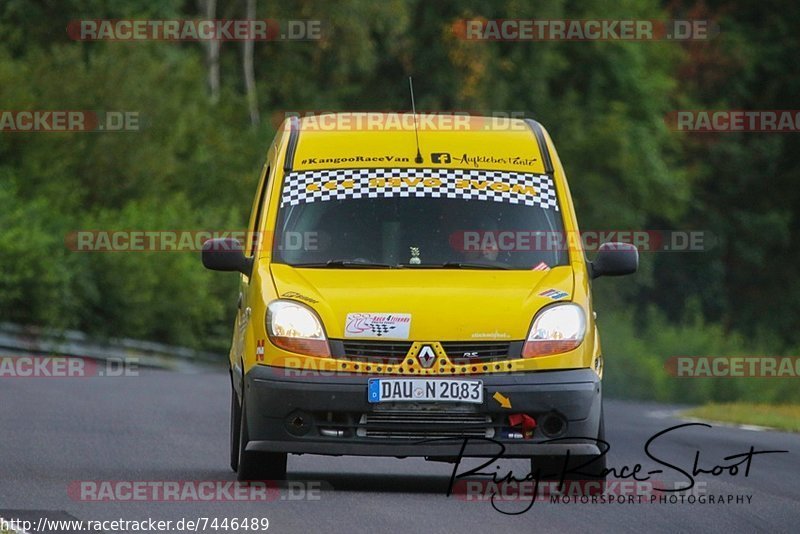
[470,382,480,400]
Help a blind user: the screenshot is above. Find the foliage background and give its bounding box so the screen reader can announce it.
[2,0,798,403]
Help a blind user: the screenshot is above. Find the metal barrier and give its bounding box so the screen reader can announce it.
[0,322,222,371]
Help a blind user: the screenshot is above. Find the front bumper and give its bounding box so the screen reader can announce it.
[242,365,603,458]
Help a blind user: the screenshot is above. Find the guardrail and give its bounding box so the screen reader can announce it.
[0,322,223,371]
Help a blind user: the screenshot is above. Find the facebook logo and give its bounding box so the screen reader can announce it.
[431,152,451,164]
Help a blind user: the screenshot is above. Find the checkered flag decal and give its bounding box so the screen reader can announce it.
[280,168,559,211]
[369,324,396,336]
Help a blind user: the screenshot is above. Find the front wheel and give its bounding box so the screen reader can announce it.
[237,388,288,481]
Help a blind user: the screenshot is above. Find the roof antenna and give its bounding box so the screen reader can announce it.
[409,76,424,164]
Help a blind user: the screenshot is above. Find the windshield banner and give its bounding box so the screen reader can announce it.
[280,167,559,211]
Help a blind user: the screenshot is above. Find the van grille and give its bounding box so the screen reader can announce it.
[336,340,413,363]
[357,411,494,439]
[330,340,521,364]
[441,341,518,363]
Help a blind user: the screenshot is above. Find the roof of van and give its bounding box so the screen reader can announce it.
[286,113,550,175]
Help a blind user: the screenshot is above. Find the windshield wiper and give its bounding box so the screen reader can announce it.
[292,260,510,269]
[291,259,396,268]
[440,261,511,270]
[397,261,511,270]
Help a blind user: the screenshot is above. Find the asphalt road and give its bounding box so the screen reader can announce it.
[1,366,798,533]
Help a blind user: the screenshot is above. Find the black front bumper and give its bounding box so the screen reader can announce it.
[242,365,603,458]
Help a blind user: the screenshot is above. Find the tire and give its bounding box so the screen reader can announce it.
[230,386,242,472]
[531,407,607,492]
[236,387,288,481]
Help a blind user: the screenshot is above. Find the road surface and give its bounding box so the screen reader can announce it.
[1,366,798,533]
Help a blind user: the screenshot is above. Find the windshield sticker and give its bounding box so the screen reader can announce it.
[539,289,569,300]
[471,331,511,339]
[281,291,319,304]
[280,168,558,211]
[345,313,412,339]
[532,261,550,271]
[300,155,411,165]
[430,152,538,168]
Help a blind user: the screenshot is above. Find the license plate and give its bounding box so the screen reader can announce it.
[368,378,483,404]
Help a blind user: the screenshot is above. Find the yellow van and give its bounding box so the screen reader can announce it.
[202,113,638,482]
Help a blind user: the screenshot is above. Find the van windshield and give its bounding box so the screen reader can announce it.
[273,167,568,270]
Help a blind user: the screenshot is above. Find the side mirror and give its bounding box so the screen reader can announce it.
[590,242,638,279]
[202,238,252,275]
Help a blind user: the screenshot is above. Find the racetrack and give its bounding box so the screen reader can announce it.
[1,366,798,533]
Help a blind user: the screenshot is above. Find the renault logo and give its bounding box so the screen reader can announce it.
[417,345,436,368]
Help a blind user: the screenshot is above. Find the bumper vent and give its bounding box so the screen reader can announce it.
[357,411,494,439]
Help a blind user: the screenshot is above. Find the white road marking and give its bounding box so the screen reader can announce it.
[646,409,684,419]
[681,416,771,432]
[647,409,773,432]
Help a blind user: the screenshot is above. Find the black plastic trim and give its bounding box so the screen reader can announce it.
[524,118,554,174]
[283,116,300,172]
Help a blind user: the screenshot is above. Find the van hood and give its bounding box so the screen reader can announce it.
[269,264,574,341]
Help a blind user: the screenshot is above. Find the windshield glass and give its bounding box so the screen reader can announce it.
[273,167,568,270]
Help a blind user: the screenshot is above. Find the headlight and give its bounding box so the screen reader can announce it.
[266,300,330,357]
[522,303,586,358]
